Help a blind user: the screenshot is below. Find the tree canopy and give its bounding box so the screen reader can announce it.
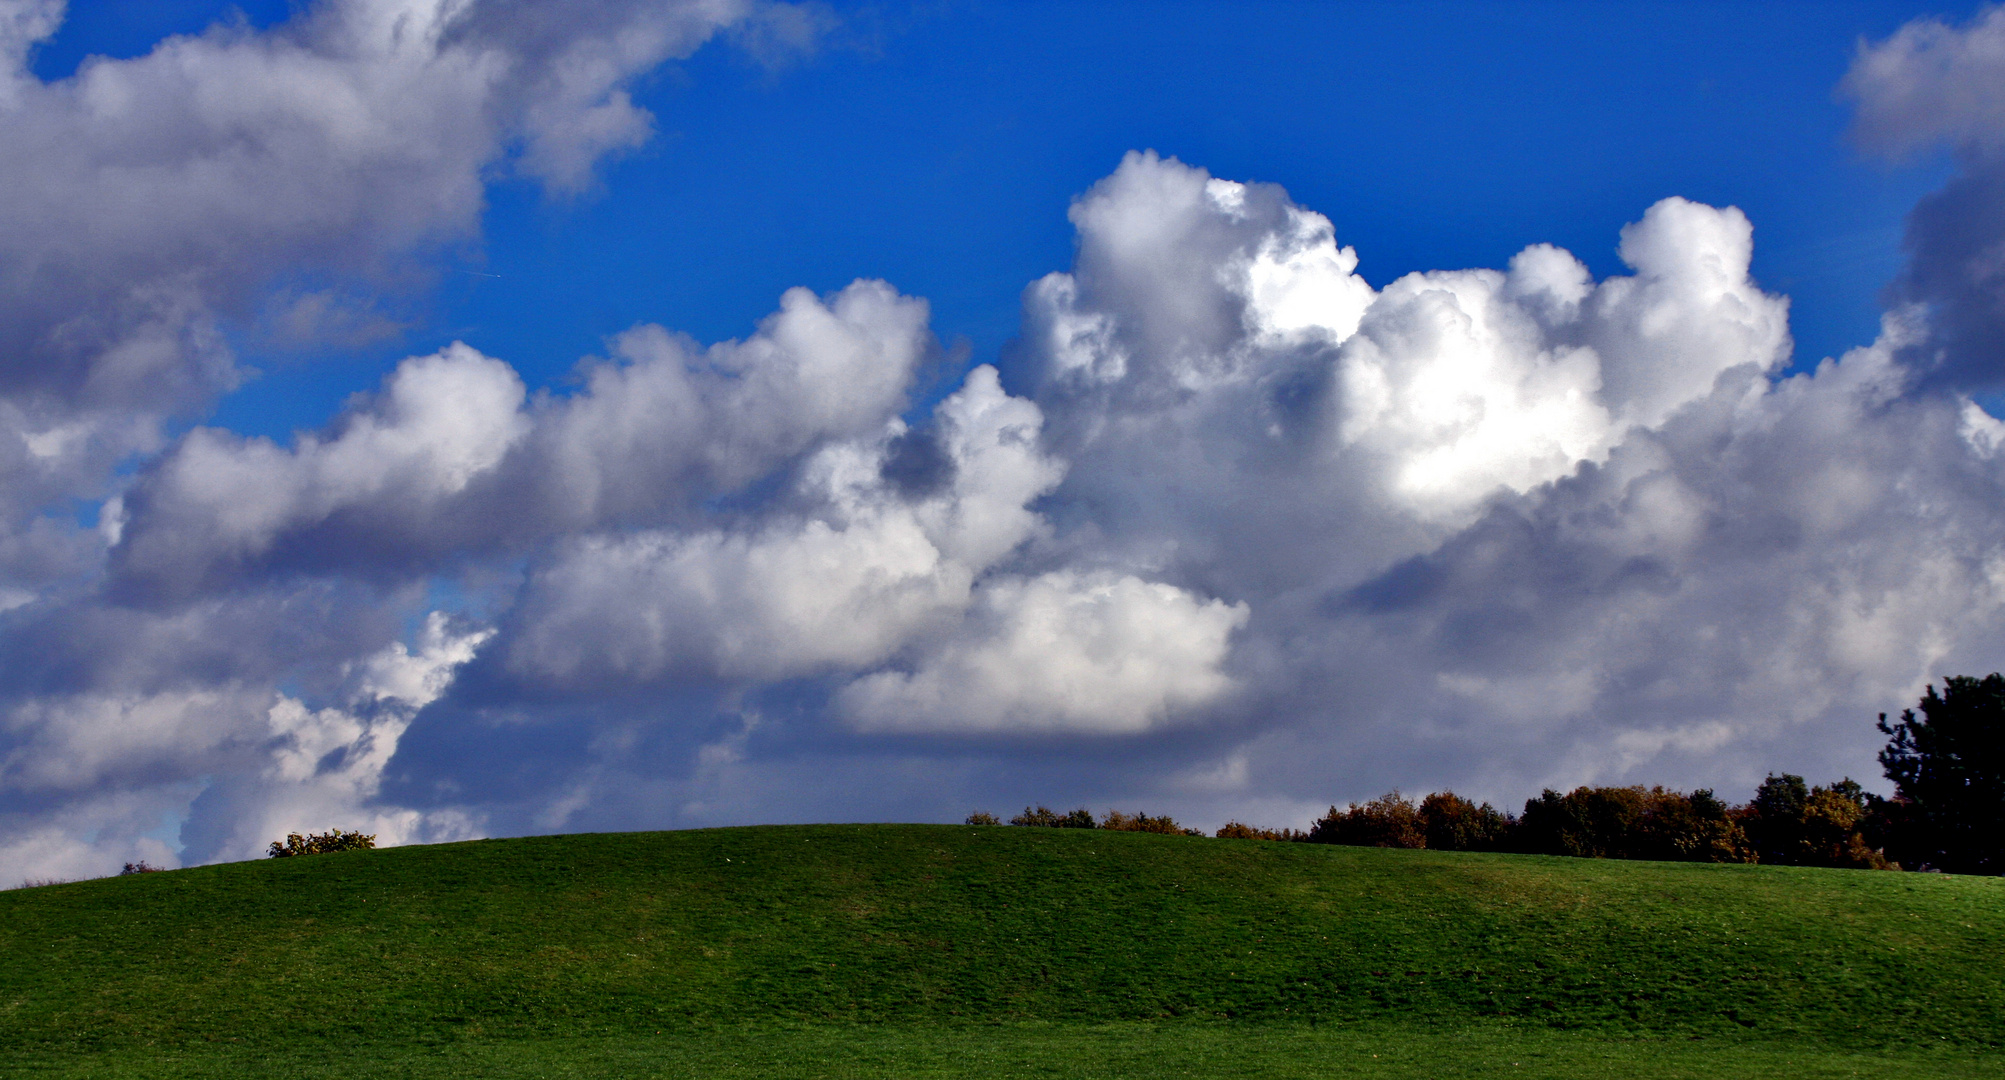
[1878,675,2005,874]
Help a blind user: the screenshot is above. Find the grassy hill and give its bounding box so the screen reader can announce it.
[2,823,2001,1078]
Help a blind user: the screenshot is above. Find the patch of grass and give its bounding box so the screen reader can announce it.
[1,825,1999,1074]
[2,1024,1997,1079]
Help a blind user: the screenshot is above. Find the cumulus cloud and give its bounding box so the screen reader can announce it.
[0,608,487,882]
[1845,4,2005,389]
[841,570,1248,735]
[0,0,823,881]
[0,0,766,412]
[112,280,932,599]
[217,146,2005,844]
[0,0,797,608]
[1335,195,1788,519]
[1016,151,1792,624]
[15,2,2005,882]
[499,363,1063,684]
[182,612,492,865]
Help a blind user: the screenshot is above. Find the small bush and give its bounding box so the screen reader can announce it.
[1214,821,1308,841]
[964,811,1001,826]
[120,861,166,875]
[1009,805,1096,828]
[1099,809,1194,835]
[267,829,377,858]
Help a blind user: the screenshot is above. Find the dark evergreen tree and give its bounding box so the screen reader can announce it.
[1516,787,1648,858]
[1878,675,2005,874]
[1745,773,1811,864]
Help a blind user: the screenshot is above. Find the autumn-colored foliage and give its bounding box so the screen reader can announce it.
[1418,792,1515,852]
[266,830,377,858]
[991,671,2005,872]
[1098,809,1202,836]
[1516,786,1753,863]
[1740,775,1892,870]
[1308,790,1425,848]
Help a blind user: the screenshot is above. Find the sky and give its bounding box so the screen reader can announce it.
[4,0,2005,882]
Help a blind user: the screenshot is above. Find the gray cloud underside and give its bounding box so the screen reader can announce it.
[4,0,2005,881]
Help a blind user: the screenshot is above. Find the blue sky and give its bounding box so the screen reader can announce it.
[37,2,1961,436]
[7,0,2005,877]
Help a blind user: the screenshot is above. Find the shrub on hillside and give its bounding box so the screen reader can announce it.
[1517,786,1753,863]
[1308,790,1426,848]
[120,861,165,875]
[964,811,1001,825]
[1306,790,1513,851]
[267,829,377,858]
[1099,809,1202,835]
[1009,805,1096,828]
[1214,821,1308,841]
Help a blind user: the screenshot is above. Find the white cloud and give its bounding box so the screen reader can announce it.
[9,3,2005,859]
[0,609,490,879]
[1843,6,2005,391]
[1843,4,2005,159]
[1,685,270,793]
[205,613,492,863]
[841,570,1248,735]
[0,0,762,414]
[0,0,792,622]
[113,279,933,598]
[1026,150,1374,400]
[116,343,528,592]
[0,787,190,887]
[501,364,1064,683]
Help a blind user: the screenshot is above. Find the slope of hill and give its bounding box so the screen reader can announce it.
[2,824,2000,1077]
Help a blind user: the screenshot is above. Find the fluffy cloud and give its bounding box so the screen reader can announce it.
[184,612,491,865]
[1336,195,1788,519]
[0,0,819,882]
[0,0,797,607]
[0,0,768,415]
[112,280,932,598]
[841,570,1248,735]
[0,609,487,882]
[13,1,2005,885]
[1844,4,2005,389]
[499,364,1064,683]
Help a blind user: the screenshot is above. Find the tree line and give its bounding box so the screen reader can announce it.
[973,674,2005,875]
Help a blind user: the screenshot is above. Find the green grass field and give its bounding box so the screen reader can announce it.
[2,824,2000,1077]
